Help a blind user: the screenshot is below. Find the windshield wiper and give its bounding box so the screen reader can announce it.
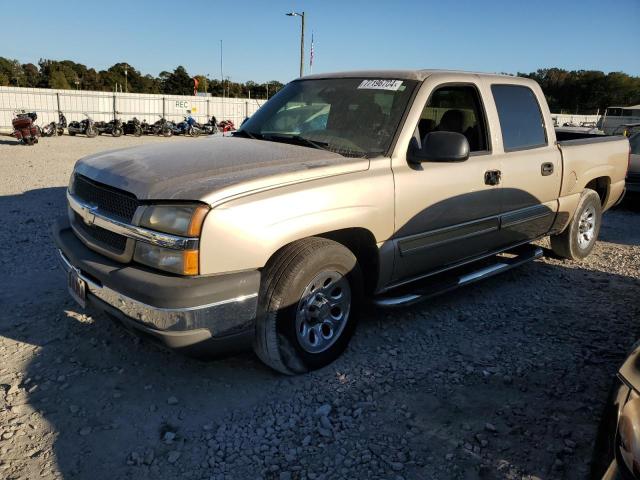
[262,134,332,152]
[232,130,263,140]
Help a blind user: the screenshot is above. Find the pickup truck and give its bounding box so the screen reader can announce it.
[53,70,629,374]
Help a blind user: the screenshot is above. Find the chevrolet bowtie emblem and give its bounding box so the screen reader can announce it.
[81,204,99,226]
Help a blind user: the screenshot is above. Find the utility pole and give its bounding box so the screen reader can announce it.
[286,11,305,77]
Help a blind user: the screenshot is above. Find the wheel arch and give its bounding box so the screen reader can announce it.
[261,227,380,296]
[584,176,611,207]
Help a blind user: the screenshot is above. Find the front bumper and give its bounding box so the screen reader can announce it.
[53,217,260,355]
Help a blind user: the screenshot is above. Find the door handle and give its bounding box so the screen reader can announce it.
[484,170,501,186]
[541,162,554,176]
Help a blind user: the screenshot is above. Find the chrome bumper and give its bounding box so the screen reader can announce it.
[57,249,258,333]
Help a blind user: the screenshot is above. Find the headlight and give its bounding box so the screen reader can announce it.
[135,204,209,275]
[139,204,209,237]
[134,243,199,275]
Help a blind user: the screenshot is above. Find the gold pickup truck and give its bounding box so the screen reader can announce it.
[53,70,629,374]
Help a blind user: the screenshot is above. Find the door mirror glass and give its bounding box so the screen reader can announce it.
[409,131,470,163]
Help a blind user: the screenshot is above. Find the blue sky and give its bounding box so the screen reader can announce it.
[3,0,639,83]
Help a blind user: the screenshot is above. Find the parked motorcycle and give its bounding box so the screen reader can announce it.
[174,114,204,137]
[96,114,123,137]
[11,111,40,145]
[152,116,173,137]
[123,117,143,137]
[218,119,236,133]
[68,113,98,138]
[41,111,67,137]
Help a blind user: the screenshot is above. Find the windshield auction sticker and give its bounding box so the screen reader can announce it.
[358,79,403,91]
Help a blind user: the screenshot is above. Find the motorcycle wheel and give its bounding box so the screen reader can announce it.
[69,132,76,136]
[134,126,142,137]
[162,127,172,137]
[86,126,98,138]
[189,127,200,138]
[112,127,123,138]
[57,127,65,136]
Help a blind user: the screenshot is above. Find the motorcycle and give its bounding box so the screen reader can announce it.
[96,114,123,137]
[174,114,204,137]
[218,119,236,133]
[151,116,173,137]
[41,111,67,137]
[123,117,143,137]
[11,111,40,145]
[68,113,98,138]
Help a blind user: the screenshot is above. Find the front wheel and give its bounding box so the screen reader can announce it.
[162,127,172,137]
[112,127,123,137]
[133,126,142,137]
[254,237,362,375]
[550,188,602,260]
[86,126,97,138]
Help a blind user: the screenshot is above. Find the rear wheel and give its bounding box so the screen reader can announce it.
[253,237,362,375]
[162,127,172,137]
[550,188,602,260]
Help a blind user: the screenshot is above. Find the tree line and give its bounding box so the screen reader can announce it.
[0,58,284,99]
[518,68,640,114]
[0,58,638,113]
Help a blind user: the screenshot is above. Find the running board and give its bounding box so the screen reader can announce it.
[372,245,544,308]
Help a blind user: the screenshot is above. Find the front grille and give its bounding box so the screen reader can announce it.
[73,174,139,221]
[74,212,127,254]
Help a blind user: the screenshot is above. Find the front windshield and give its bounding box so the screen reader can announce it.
[238,78,418,157]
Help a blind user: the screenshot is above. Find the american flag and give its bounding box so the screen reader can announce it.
[310,33,314,70]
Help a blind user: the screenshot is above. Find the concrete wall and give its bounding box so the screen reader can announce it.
[0,86,266,132]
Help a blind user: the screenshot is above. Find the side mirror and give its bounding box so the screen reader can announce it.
[409,131,470,163]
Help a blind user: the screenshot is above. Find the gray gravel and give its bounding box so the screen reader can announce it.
[1,135,639,479]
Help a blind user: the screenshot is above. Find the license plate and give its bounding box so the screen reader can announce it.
[67,267,87,308]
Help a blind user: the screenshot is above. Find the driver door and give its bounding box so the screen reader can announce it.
[391,81,503,282]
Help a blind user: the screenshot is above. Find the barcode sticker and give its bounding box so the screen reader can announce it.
[357,79,403,91]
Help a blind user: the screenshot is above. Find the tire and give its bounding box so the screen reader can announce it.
[86,126,97,138]
[550,188,602,260]
[189,127,200,138]
[162,127,172,137]
[57,127,64,136]
[133,126,142,137]
[69,131,76,136]
[112,127,123,137]
[254,237,363,375]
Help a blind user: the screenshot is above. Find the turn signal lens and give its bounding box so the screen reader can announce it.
[183,250,199,276]
[187,205,210,237]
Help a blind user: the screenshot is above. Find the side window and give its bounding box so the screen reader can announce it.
[491,85,547,151]
[417,85,489,152]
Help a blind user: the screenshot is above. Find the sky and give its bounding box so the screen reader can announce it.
[2,0,639,83]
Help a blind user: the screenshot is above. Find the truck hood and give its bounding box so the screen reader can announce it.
[74,137,369,204]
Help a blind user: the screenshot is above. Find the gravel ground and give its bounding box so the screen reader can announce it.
[0,134,639,480]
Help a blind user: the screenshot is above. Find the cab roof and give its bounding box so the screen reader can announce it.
[300,69,520,82]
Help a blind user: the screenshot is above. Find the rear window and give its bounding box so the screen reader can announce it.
[491,85,547,151]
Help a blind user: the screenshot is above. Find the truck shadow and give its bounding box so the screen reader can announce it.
[1,185,638,479]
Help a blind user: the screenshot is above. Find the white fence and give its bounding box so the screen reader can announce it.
[0,86,266,133]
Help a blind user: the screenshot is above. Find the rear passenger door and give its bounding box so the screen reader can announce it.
[486,83,562,246]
